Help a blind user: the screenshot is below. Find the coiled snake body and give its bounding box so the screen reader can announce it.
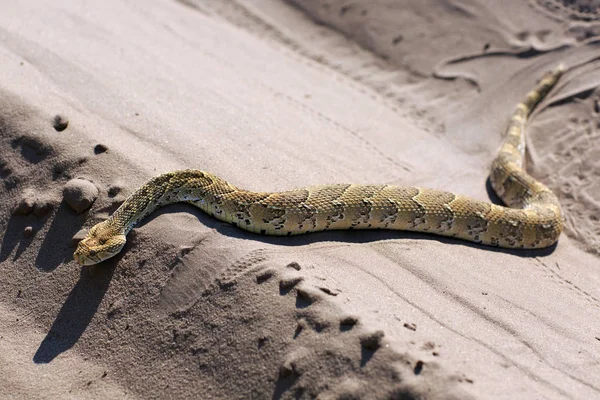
[74,67,565,266]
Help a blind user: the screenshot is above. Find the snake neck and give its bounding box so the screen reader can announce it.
[109,170,236,235]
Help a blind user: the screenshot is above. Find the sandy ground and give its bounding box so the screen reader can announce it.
[0,0,599,398]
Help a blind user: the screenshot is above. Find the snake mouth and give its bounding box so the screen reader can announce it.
[73,230,127,266]
[73,242,99,266]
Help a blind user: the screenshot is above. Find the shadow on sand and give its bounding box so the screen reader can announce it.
[33,262,116,364]
[0,201,86,271]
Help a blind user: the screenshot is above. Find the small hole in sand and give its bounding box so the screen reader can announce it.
[403,322,417,331]
[53,115,69,132]
[340,316,358,332]
[293,323,304,339]
[360,330,384,350]
[94,144,109,154]
[258,337,268,349]
[339,5,352,16]
[256,270,273,284]
[414,360,424,375]
[295,288,315,308]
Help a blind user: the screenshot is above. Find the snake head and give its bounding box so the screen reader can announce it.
[73,222,127,266]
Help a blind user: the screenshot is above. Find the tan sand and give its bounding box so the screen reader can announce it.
[0,0,599,398]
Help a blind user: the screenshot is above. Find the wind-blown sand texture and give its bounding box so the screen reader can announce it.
[0,0,599,399]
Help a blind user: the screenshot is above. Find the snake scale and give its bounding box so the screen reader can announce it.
[74,66,565,266]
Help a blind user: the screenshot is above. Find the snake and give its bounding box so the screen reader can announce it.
[74,66,565,266]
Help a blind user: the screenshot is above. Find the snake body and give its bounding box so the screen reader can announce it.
[74,67,564,266]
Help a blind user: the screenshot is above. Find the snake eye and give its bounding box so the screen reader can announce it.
[89,249,97,256]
